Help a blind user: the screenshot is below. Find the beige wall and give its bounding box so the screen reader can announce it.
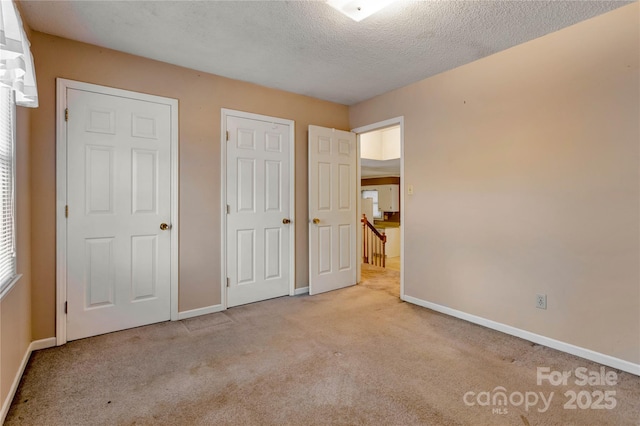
[351,4,639,364]
[1,105,33,409]
[1,3,33,412]
[29,32,349,340]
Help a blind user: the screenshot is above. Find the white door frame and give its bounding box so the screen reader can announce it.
[55,78,180,346]
[352,116,405,300]
[220,109,296,308]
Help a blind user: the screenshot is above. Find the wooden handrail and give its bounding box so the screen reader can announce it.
[361,214,386,267]
[363,215,386,240]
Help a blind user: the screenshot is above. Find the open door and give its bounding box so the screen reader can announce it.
[308,125,357,295]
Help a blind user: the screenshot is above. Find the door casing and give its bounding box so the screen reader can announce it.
[55,78,180,345]
[220,109,296,308]
[352,116,405,300]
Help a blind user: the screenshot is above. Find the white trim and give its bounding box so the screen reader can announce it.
[294,286,309,295]
[169,91,180,322]
[0,337,56,424]
[55,78,180,345]
[351,117,405,300]
[220,110,226,309]
[56,79,67,346]
[351,117,404,134]
[30,337,57,351]
[0,344,29,424]
[220,109,296,308]
[177,304,225,320]
[403,295,640,376]
[356,136,362,283]
[0,274,22,301]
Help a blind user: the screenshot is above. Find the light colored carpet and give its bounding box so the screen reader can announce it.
[6,264,640,425]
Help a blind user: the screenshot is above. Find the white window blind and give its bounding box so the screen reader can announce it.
[0,85,15,293]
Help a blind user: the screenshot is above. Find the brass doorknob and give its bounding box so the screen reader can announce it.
[160,223,170,231]
[312,218,320,224]
[282,218,291,224]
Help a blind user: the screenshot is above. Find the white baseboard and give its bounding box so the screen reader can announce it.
[177,304,225,320]
[30,337,57,351]
[294,286,309,296]
[1,337,56,423]
[403,295,640,376]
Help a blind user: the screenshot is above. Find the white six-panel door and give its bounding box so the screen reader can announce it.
[226,114,292,307]
[308,125,357,295]
[66,88,173,341]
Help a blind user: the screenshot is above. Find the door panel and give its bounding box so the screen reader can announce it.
[309,126,357,295]
[85,146,114,214]
[66,88,172,341]
[131,235,157,300]
[338,164,351,209]
[237,229,255,285]
[132,150,158,214]
[318,162,332,210]
[85,238,115,307]
[265,227,281,279]
[226,115,291,307]
[265,161,281,211]
[339,224,352,270]
[237,158,255,212]
[318,226,332,274]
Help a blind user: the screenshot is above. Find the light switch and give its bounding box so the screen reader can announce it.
[407,184,414,195]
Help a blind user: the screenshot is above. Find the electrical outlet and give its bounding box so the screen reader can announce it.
[536,294,547,310]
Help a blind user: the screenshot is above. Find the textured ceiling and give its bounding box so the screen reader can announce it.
[19,0,631,105]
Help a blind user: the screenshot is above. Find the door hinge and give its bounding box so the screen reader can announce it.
[226,204,230,214]
[65,108,69,122]
[65,205,69,218]
[226,130,229,142]
[226,277,230,288]
[64,301,68,314]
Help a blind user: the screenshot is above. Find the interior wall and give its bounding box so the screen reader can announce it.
[350,4,639,364]
[1,4,33,414]
[29,32,349,340]
[381,127,401,160]
[1,105,32,411]
[360,127,401,161]
[360,131,383,159]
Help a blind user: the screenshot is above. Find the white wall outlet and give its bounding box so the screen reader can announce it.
[407,184,414,195]
[536,294,547,310]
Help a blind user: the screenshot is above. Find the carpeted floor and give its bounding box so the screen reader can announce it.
[6,265,640,425]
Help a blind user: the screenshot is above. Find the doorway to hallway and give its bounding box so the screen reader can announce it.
[353,117,404,300]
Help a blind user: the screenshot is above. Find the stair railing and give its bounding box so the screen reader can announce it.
[361,214,386,267]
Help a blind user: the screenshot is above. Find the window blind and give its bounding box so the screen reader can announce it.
[0,85,16,292]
